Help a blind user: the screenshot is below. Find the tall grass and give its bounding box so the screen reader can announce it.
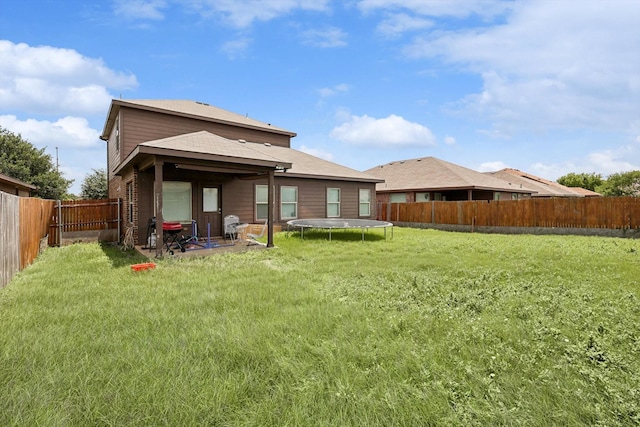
[1,228,638,426]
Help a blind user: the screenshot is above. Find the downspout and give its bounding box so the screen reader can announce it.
[117,198,121,243]
[154,160,164,258]
[267,169,275,247]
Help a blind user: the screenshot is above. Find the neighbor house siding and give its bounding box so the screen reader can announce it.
[118,108,291,162]
[0,182,30,197]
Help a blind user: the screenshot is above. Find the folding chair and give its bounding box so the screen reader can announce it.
[247,220,268,245]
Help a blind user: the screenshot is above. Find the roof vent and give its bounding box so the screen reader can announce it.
[238,139,246,143]
[264,143,271,147]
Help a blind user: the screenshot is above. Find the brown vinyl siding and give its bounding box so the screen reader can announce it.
[119,107,291,163]
[106,114,121,184]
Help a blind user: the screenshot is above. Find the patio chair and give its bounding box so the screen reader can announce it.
[247,220,268,246]
[224,215,240,242]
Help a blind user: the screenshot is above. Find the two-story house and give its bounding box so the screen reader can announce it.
[100,99,381,256]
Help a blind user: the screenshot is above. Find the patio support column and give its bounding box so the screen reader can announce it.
[155,159,164,258]
[468,189,473,200]
[267,169,275,247]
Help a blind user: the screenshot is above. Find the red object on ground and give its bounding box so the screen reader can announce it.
[162,222,182,231]
[131,262,157,272]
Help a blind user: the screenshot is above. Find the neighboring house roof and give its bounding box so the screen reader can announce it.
[117,131,381,183]
[0,172,36,192]
[487,168,602,197]
[364,157,533,193]
[561,186,602,197]
[100,99,297,140]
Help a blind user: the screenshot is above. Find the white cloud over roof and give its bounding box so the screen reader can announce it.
[331,114,436,148]
[400,1,640,136]
[0,40,137,115]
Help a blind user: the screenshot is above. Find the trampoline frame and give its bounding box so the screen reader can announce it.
[286,218,393,241]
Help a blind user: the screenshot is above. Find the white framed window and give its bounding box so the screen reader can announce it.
[203,187,219,212]
[494,192,501,201]
[327,188,340,217]
[256,185,268,220]
[359,189,371,217]
[281,186,298,219]
[126,181,134,223]
[416,192,430,202]
[162,181,191,222]
[390,193,406,203]
[115,117,120,152]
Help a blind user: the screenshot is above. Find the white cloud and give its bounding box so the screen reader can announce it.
[220,37,252,59]
[317,84,350,98]
[330,113,436,147]
[377,13,433,37]
[301,27,348,48]
[358,0,512,19]
[188,0,331,28]
[530,139,640,180]
[444,135,456,145]
[402,1,640,135]
[298,145,334,161]
[0,40,138,115]
[477,161,508,172]
[114,0,167,20]
[0,115,101,149]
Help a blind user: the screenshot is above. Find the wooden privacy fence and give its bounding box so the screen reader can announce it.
[48,199,121,246]
[1,193,55,288]
[378,197,640,230]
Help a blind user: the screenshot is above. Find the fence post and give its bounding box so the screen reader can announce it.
[431,201,435,223]
[57,199,62,247]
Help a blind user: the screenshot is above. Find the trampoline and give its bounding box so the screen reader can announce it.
[287,218,393,241]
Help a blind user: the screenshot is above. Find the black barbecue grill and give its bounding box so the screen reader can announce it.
[163,222,186,254]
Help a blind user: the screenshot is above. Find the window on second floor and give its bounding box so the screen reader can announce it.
[115,117,120,152]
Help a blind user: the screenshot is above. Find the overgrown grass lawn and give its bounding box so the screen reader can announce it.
[1,228,639,426]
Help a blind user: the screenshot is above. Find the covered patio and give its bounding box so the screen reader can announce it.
[113,131,291,258]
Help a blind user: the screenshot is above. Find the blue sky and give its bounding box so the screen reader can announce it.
[1,0,639,195]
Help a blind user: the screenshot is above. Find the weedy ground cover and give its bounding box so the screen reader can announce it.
[1,228,638,426]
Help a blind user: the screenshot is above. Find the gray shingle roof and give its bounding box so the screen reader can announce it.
[138,131,381,182]
[140,131,287,165]
[487,168,601,197]
[249,143,382,182]
[101,99,296,139]
[364,156,532,193]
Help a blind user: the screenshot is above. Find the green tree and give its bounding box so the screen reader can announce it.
[0,126,73,199]
[557,172,603,191]
[80,168,108,199]
[597,170,640,197]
